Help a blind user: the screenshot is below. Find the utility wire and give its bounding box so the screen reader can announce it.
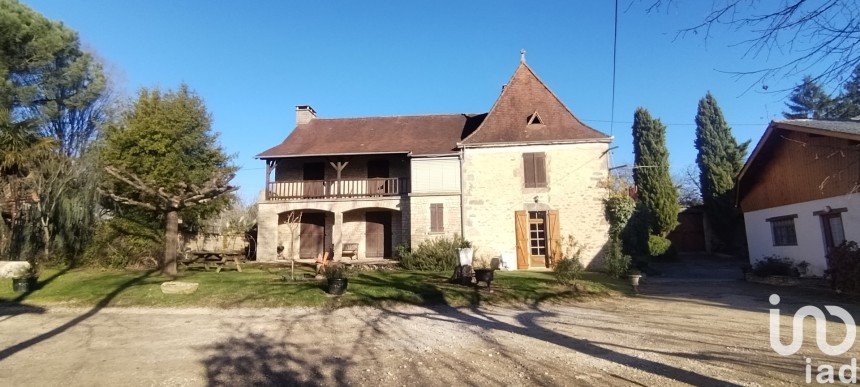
[610,0,618,137]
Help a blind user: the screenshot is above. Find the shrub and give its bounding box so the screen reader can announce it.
[554,235,585,285]
[81,218,161,268]
[554,257,583,286]
[323,263,349,280]
[826,242,860,293]
[605,236,631,278]
[399,235,468,271]
[647,235,671,257]
[752,256,796,277]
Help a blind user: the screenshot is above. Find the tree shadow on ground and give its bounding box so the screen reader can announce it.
[200,273,810,386]
[0,269,154,362]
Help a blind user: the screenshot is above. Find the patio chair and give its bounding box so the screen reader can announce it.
[315,250,331,275]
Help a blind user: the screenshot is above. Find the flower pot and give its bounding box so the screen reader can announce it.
[628,274,641,287]
[458,248,473,266]
[326,278,348,295]
[12,276,37,293]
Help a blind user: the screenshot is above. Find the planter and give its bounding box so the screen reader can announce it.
[12,276,37,293]
[327,278,348,295]
[628,274,642,287]
[458,248,474,266]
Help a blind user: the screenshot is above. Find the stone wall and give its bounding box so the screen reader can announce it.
[256,197,407,261]
[409,194,462,246]
[461,142,611,269]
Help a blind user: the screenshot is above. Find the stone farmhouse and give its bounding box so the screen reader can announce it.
[256,59,612,270]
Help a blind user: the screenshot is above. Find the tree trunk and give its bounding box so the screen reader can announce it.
[163,210,179,276]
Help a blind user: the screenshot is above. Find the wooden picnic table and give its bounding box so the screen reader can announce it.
[181,250,245,273]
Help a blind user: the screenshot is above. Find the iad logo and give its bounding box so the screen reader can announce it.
[769,294,856,356]
[768,294,858,384]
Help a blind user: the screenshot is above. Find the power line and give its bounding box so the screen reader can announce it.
[584,119,768,127]
[610,0,618,137]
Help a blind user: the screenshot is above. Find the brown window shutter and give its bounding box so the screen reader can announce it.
[534,153,547,187]
[547,210,561,267]
[515,211,529,269]
[523,153,535,188]
[430,203,443,232]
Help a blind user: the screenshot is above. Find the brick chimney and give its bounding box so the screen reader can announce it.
[296,105,316,125]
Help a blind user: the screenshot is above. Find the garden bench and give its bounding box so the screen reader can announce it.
[342,243,359,260]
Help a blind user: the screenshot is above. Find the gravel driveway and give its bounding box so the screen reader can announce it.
[0,259,857,386]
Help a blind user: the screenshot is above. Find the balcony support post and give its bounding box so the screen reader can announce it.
[332,211,344,261]
[264,160,273,200]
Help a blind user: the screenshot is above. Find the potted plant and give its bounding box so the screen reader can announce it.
[457,238,473,266]
[628,269,642,291]
[324,263,349,295]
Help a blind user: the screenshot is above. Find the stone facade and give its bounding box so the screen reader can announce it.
[256,197,406,261]
[461,142,611,269]
[409,194,462,246]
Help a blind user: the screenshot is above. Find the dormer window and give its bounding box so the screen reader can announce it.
[527,111,543,126]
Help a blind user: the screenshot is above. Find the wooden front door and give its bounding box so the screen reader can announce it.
[821,212,846,252]
[515,210,560,269]
[303,162,325,198]
[528,211,549,268]
[365,211,392,258]
[300,212,326,259]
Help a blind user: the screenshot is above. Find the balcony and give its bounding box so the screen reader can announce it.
[266,178,407,200]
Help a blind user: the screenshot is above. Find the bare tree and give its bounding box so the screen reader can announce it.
[279,211,302,280]
[645,0,860,91]
[674,164,703,207]
[100,166,237,276]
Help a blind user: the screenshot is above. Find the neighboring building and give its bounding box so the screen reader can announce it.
[255,59,612,269]
[737,119,860,276]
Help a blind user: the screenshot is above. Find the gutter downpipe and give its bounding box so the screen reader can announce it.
[459,146,466,240]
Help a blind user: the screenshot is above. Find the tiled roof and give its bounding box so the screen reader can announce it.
[460,62,609,145]
[257,114,485,158]
[257,62,609,159]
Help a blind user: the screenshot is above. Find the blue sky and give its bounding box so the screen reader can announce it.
[25,1,822,202]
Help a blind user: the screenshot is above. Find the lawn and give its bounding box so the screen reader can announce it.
[0,266,630,308]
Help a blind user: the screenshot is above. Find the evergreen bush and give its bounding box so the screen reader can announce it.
[398,235,468,271]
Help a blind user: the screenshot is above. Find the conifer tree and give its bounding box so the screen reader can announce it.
[783,76,833,119]
[632,108,679,238]
[695,93,749,250]
[834,65,860,119]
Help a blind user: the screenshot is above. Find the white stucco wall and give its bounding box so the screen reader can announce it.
[744,193,860,276]
[461,141,611,269]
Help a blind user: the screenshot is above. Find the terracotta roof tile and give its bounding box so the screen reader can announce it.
[460,63,609,145]
[257,114,485,158]
[257,62,608,159]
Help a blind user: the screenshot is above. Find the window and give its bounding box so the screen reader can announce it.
[523,152,547,188]
[768,215,798,246]
[430,203,444,232]
[528,211,547,256]
[527,111,543,126]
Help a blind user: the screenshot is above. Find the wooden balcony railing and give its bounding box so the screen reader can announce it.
[266,178,406,200]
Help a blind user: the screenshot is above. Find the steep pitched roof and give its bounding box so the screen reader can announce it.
[460,62,610,145]
[256,114,486,158]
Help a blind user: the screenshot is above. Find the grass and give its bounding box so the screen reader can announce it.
[0,266,631,309]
